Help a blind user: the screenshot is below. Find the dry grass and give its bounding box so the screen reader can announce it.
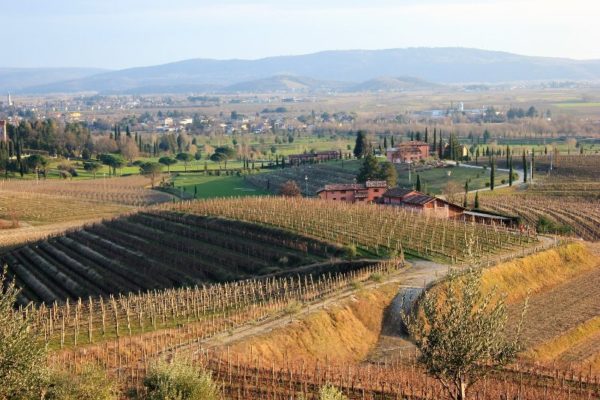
[221,283,399,366]
[481,242,597,303]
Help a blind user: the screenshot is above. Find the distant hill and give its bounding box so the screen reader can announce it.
[346,76,441,92]
[11,47,600,94]
[223,75,348,93]
[0,67,108,93]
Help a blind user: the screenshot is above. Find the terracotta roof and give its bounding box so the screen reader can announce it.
[317,180,387,193]
[382,188,415,198]
[400,193,436,205]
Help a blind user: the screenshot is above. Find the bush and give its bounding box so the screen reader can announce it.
[344,244,357,259]
[536,216,572,235]
[143,358,220,400]
[44,364,117,400]
[319,385,348,400]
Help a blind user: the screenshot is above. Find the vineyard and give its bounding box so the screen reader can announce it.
[166,197,538,264]
[2,210,349,304]
[479,179,600,241]
[34,261,398,349]
[0,175,173,206]
[536,155,600,179]
[29,258,600,399]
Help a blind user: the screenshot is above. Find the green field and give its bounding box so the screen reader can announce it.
[169,173,270,199]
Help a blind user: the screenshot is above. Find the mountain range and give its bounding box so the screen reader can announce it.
[3,47,600,95]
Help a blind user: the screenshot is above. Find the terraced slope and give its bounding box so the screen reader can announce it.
[1,210,345,304]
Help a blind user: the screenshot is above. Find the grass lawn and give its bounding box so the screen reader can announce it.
[170,173,271,199]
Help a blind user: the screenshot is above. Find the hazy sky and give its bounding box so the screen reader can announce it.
[3,0,598,69]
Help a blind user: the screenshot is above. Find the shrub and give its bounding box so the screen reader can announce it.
[369,273,383,283]
[143,358,220,400]
[319,385,348,400]
[44,364,117,400]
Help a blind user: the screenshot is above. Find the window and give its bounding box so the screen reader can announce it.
[340,190,346,194]
[374,189,379,193]
[341,197,346,201]
[332,197,337,200]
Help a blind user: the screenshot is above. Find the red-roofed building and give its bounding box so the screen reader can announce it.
[386,141,430,163]
[381,188,464,218]
[317,180,388,203]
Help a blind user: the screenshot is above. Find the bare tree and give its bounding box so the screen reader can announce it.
[403,269,527,400]
[442,180,462,205]
[118,137,139,163]
[279,180,302,197]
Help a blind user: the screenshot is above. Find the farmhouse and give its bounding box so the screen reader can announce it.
[386,141,430,163]
[289,150,340,165]
[317,180,388,203]
[381,188,465,218]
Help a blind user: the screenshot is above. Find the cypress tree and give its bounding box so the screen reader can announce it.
[391,136,395,147]
[522,151,528,183]
[126,125,131,138]
[410,131,415,141]
[416,174,422,191]
[424,127,428,143]
[433,128,437,151]
[490,158,495,191]
[474,191,479,209]
[531,148,535,181]
[463,180,469,208]
[506,145,510,167]
[509,157,514,186]
[383,136,388,149]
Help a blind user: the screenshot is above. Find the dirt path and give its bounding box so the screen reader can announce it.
[169,259,449,355]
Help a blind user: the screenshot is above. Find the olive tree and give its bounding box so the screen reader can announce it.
[403,269,527,400]
[0,272,46,399]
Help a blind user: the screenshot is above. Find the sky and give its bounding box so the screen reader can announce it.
[3,0,599,70]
